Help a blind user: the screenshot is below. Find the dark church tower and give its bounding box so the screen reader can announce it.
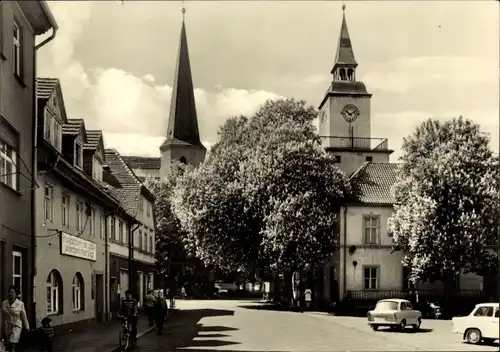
[160,8,206,178]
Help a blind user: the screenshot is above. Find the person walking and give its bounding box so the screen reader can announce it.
[1,286,30,352]
[120,290,138,346]
[153,291,167,335]
[144,290,156,327]
[37,317,55,352]
[304,288,312,310]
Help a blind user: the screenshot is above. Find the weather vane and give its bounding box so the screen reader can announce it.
[181,0,186,19]
[342,3,346,11]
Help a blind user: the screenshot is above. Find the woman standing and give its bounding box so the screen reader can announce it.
[1,286,30,352]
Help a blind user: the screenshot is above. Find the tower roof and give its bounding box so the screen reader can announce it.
[162,15,204,150]
[332,5,357,73]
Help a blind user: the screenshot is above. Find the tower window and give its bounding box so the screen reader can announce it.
[366,156,373,162]
[335,156,341,163]
[340,68,346,81]
[179,156,187,164]
[347,68,354,81]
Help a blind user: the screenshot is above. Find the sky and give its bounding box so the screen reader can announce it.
[37,1,499,161]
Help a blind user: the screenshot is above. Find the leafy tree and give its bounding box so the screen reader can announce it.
[145,162,210,294]
[171,99,351,281]
[388,117,499,291]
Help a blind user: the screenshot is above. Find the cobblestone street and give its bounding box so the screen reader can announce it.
[132,300,499,351]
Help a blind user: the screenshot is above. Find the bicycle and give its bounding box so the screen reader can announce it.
[118,315,133,351]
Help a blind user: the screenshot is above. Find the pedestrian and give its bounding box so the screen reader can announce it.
[37,317,55,352]
[1,285,30,352]
[153,291,167,335]
[144,290,156,327]
[304,288,312,310]
[120,290,138,346]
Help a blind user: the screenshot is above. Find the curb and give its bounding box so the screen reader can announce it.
[104,311,178,352]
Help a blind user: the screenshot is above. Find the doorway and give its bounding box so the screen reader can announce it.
[95,274,104,323]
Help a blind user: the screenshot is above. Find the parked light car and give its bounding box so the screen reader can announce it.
[452,302,499,345]
[367,298,422,331]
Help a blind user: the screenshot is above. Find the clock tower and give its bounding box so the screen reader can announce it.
[318,5,392,175]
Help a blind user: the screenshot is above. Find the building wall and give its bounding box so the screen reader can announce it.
[35,173,108,327]
[0,2,37,319]
[321,94,371,140]
[159,144,205,178]
[336,204,484,301]
[131,168,160,181]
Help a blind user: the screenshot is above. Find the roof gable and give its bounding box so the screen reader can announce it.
[63,119,87,143]
[350,162,400,205]
[37,77,68,123]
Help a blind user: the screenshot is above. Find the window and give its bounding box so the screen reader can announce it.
[0,140,17,189]
[139,197,144,213]
[179,156,187,164]
[366,156,373,162]
[138,230,142,249]
[76,201,83,232]
[118,221,123,242]
[44,184,53,222]
[363,215,380,245]
[12,251,22,295]
[335,155,341,163]
[110,217,116,240]
[405,302,413,310]
[44,111,52,142]
[13,21,22,77]
[124,224,129,245]
[363,267,378,289]
[46,270,61,314]
[72,273,83,311]
[149,234,153,253]
[474,306,495,317]
[74,142,82,168]
[146,202,151,218]
[90,208,95,236]
[100,213,105,239]
[92,156,103,182]
[52,118,62,150]
[143,232,147,251]
[495,309,499,318]
[62,193,69,227]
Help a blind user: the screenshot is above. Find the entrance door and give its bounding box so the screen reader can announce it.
[95,274,104,323]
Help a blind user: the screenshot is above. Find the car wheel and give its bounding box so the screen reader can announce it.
[371,325,379,331]
[398,319,406,331]
[465,328,482,344]
[412,318,421,330]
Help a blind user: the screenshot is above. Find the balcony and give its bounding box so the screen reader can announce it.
[320,136,389,151]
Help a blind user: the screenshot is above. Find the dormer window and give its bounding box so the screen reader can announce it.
[74,141,82,169]
[44,111,62,151]
[92,155,103,182]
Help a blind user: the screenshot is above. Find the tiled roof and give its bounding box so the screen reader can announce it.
[62,119,84,134]
[122,156,161,170]
[350,162,400,205]
[36,77,59,99]
[104,149,147,217]
[84,130,102,150]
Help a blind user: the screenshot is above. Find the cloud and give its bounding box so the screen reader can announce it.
[37,2,283,157]
[363,56,498,93]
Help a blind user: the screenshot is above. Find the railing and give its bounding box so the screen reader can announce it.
[320,136,389,151]
[347,289,487,301]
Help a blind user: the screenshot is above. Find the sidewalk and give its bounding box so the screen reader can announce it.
[25,313,160,352]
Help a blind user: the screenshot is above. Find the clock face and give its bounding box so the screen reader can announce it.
[341,104,360,122]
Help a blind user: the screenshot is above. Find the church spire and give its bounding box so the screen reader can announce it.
[162,4,204,149]
[331,5,358,81]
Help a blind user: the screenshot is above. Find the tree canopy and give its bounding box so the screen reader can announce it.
[388,117,499,285]
[171,99,351,278]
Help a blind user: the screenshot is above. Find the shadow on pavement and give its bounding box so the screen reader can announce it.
[143,308,241,350]
[198,325,238,332]
[238,303,284,311]
[378,328,433,333]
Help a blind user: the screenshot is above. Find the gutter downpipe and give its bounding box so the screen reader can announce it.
[32,14,58,326]
[129,221,140,294]
[342,206,347,302]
